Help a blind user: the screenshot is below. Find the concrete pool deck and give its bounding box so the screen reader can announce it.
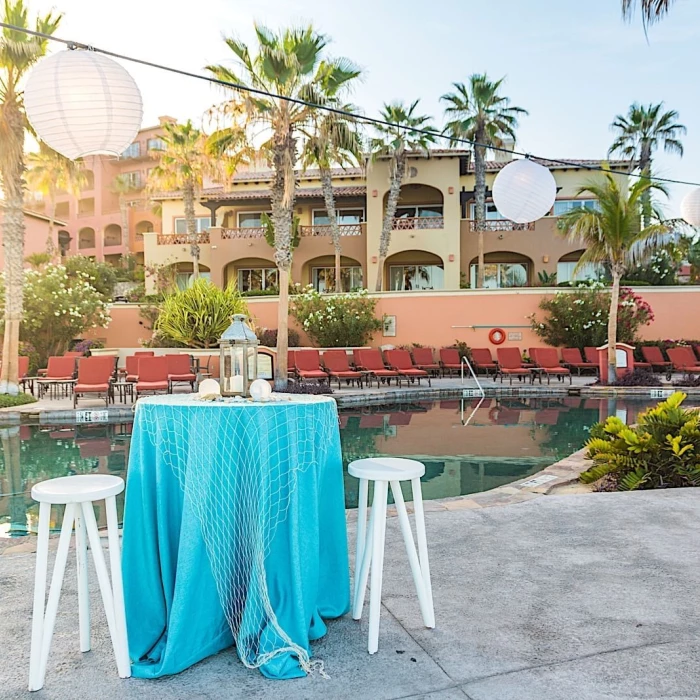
[2,488,700,699]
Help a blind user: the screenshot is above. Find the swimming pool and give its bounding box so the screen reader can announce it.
[0,396,690,536]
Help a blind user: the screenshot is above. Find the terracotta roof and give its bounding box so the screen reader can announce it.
[475,157,634,172]
[193,185,366,202]
[0,203,66,227]
[231,166,364,182]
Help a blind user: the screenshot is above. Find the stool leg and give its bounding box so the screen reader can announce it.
[411,478,435,628]
[353,478,369,608]
[368,480,388,654]
[81,501,129,679]
[36,503,76,691]
[105,495,131,678]
[390,480,433,628]
[74,508,91,653]
[28,502,51,692]
[352,496,375,620]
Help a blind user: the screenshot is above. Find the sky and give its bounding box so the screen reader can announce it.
[30,0,700,215]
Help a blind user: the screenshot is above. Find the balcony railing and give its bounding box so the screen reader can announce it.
[299,223,363,237]
[392,216,445,230]
[468,219,535,231]
[221,227,266,239]
[157,232,210,245]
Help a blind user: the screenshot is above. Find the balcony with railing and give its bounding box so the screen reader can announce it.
[466,219,535,232]
[391,216,445,231]
[157,232,211,245]
[300,223,364,237]
[221,227,266,240]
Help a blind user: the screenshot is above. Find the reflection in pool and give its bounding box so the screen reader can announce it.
[0,396,689,536]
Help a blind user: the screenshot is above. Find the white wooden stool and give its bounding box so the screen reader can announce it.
[349,457,435,654]
[28,474,131,692]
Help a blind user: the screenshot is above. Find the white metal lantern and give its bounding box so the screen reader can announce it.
[24,49,143,161]
[219,314,259,397]
[492,158,557,224]
[680,188,700,227]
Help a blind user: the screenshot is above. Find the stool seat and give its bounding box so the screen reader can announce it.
[31,475,124,505]
[348,457,425,482]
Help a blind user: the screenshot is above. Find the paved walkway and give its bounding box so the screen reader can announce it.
[3,489,700,699]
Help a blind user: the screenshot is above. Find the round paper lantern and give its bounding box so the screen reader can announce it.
[198,378,221,398]
[492,158,557,224]
[24,50,143,160]
[249,379,272,402]
[680,188,700,226]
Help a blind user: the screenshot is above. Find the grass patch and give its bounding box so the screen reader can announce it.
[0,393,37,408]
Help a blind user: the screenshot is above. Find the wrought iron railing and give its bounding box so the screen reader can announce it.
[392,216,445,230]
[468,219,535,232]
[157,232,210,245]
[299,223,364,237]
[221,227,266,239]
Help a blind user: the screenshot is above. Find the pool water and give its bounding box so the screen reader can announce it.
[0,397,689,536]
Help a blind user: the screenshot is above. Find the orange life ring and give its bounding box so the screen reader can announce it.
[489,328,506,345]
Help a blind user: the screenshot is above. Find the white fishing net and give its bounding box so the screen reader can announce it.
[136,394,338,672]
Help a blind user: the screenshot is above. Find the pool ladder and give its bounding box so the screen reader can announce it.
[460,357,485,426]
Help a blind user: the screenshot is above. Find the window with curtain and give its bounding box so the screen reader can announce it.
[389,265,444,291]
[312,208,364,225]
[312,266,363,292]
[238,212,269,228]
[237,268,278,292]
[551,199,599,216]
[470,263,528,288]
[174,217,211,234]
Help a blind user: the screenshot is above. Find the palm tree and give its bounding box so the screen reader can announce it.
[608,102,685,228]
[148,120,208,280]
[111,173,139,252]
[370,100,435,292]
[441,75,527,288]
[206,25,359,388]
[302,101,363,292]
[622,0,675,26]
[26,144,85,260]
[558,173,671,383]
[0,1,61,395]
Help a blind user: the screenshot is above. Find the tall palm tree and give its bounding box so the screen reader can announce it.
[0,1,61,395]
[558,173,671,383]
[148,120,208,280]
[441,75,527,288]
[622,0,675,26]
[370,100,435,292]
[206,25,359,388]
[26,144,85,260]
[608,102,685,228]
[302,101,363,292]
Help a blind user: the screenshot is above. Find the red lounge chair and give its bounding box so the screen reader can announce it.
[535,409,559,425]
[125,355,141,383]
[359,413,384,428]
[388,412,412,426]
[134,351,155,357]
[295,350,329,383]
[73,356,115,407]
[694,345,700,361]
[63,351,84,358]
[36,356,78,399]
[641,346,673,376]
[135,356,170,397]
[470,348,498,377]
[322,350,363,390]
[287,350,297,378]
[166,354,196,391]
[496,347,531,384]
[356,349,400,386]
[385,349,431,386]
[439,348,462,377]
[411,347,442,376]
[535,348,572,385]
[561,348,598,376]
[584,347,599,365]
[667,347,700,375]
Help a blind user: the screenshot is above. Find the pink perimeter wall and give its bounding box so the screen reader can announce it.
[86,287,700,351]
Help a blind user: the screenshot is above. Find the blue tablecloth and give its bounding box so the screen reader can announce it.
[121,394,350,679]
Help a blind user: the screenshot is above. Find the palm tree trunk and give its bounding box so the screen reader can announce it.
[474,138,487,289]
[46,193,57,262]
[375,153,406,292]
[1,428,27,536]
[607,266,622,384]
[320,167,342,292]
[120,196,130,254]
[183,180,199,280]
[640,146,652,230]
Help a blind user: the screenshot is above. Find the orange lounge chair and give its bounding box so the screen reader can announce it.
[322,350,363,390]
[584,347,599,365]
[356,349,400,386]
[667,347,700,375]
[36,356,78,399]
[295,349,329,383]
[125,355,141,383]
[641,346,673,376]
[134,350,155,357]
[166,354,196,391]
[439,348,462,377]
[135,356,170,397]
[561,348,598,376]
[73,356,115,407]
[385,349,431,386]
[496,347,531,384]
[534,348,572,385]
[63,351,84,358]
[411,347,442,376]
[287,350,297,378]
[470,348,498,377]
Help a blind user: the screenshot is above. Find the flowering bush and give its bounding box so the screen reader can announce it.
[530,283,654,349]
[291,288,382,347]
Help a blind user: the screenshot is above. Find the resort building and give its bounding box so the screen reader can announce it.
[144,150,632,293]
[0,207,66,268]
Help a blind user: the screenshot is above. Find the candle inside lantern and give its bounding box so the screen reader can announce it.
[232,375,244,393]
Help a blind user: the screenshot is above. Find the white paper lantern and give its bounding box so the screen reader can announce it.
[198,378,221,398]
[24,50,143,160]
[492,158,557,224]
[249,379,272,402]
[680,188,700,227]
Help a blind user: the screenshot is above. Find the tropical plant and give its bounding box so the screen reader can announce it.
[581,392,700,491]
[537,270,557,286]
[206,24,359,387]
[608,102,685,227]
[148,120,209,279]
[608,367,662,386]
[256,327,300,348]
[370,100,435,291]
[26,144,86,259]
[442,75,527,288]
[154,278,248,348]
[558,173,671,382]
[622,0,675,27]
[261,212,300,251]
[63,255,118,300]
[687,238,700,283]
[0,1,61,394]
[291,288,382,347]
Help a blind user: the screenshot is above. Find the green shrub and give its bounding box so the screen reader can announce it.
[257,328,300,348]
[291,288,382,347]
[0,393,37,408]
[581,392,700,491]
[154,279,248,348]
